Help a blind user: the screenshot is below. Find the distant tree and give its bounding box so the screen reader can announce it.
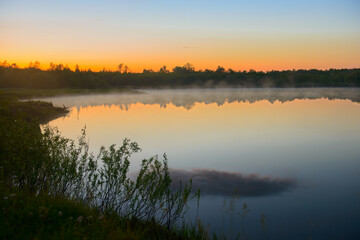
[0,61,359,89]
[159,65,170,73]
[172,66,183,74]
[64,64,71,71]
[49,62,56,71]
[143,69,155,73]
[173,63,195,74]
[117,63,129,73]
[216,66,226,73]
[11,63,18,69]
[117,63,124,73]
[183,63,195,72]
[0,61,9,68]
[29,61,40,70]
[48,63,65,71]
[227,68,235,74]
[56,64,64,71]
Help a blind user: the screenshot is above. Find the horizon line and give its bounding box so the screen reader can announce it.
[1,60,359,74]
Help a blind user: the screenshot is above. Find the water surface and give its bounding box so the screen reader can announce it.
[40,88,360,240]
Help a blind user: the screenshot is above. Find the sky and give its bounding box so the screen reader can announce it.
[0,0,359,72]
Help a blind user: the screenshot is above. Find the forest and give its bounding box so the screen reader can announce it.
[1,61,359,89]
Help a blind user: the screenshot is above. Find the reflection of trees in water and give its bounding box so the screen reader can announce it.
[42,88,360,111]
[169,169,295,197]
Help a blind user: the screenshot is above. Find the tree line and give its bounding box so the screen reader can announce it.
[0,61,359,89]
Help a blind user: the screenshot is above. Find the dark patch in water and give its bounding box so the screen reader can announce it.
[170,169,296,197]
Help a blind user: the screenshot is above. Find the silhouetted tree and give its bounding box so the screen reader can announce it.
[0,61,359,88]
[143,69,155,73]
[117,63,129,73]
[173,63,195,74]
[227,68,235,74]
[183,63,195,72]
[159,65,170,73]
[29,61,40,70]
[117,63,124,73]
[0,61,9,68]
[216,66,226,73]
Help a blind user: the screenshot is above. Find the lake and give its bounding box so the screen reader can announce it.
[38,88,360,240]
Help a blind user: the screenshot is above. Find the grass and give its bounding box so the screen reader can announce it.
[0,91,69,123]
[0,187,193,240]
[0,91,220,240]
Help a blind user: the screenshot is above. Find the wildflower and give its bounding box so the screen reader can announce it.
[58,211,63,217]
[77,216,84,223]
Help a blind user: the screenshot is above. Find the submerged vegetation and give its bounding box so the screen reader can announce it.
[1,61,359,89]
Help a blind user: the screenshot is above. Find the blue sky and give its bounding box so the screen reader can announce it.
[1,0,359,71]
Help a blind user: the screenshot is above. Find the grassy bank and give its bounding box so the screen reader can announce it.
[0,187,200,240]
[0,91,69,123]
[0,92,221,239]
[0,87,139,123]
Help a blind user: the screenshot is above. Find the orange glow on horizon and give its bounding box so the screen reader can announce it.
[2,34,359,72]
[3,60,360,73]
[1,0,359,73]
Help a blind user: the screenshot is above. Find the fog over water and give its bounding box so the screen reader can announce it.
[40,88,360,240]
[36,88,360,110]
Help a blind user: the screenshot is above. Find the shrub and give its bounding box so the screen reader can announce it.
[0,118,196,228]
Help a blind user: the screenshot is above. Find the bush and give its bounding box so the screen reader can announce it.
[0,118,197,229]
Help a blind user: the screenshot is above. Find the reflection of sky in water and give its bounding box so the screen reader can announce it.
[41,89,360,239]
